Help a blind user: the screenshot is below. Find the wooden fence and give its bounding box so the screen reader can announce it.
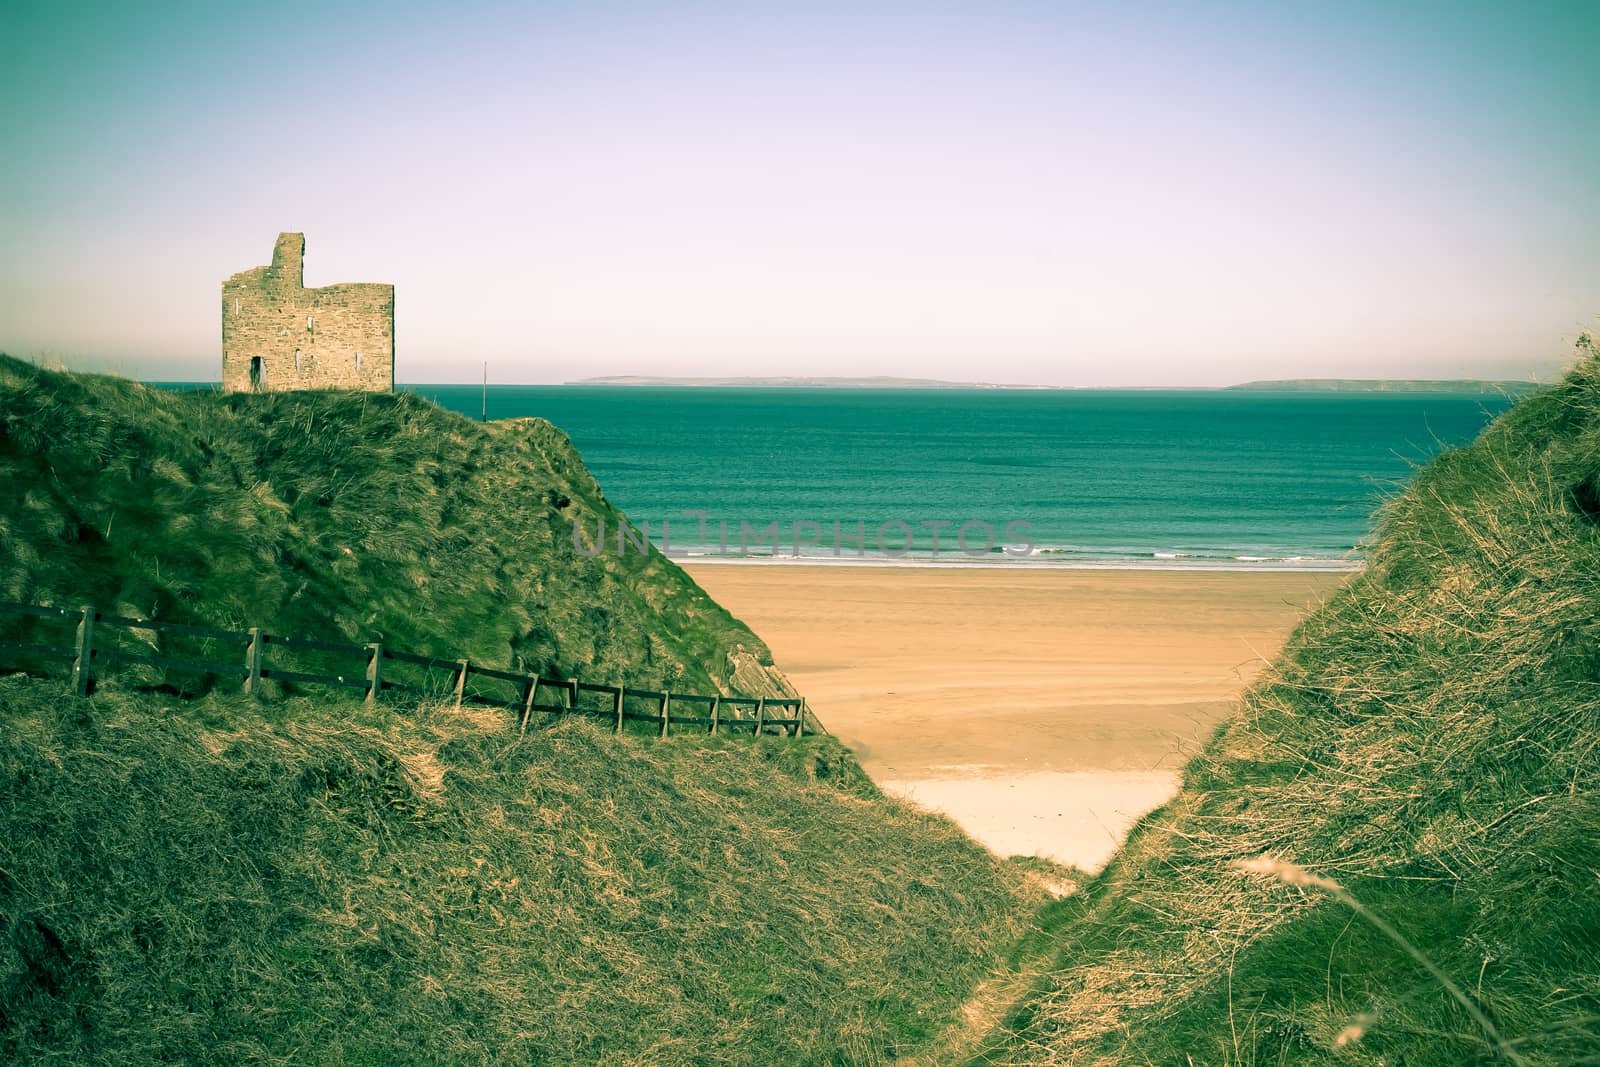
[0,601,815,739]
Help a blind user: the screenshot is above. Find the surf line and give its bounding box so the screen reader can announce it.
[572,511,1036,560]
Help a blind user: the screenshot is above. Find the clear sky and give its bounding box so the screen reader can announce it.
[2,1,1596,385]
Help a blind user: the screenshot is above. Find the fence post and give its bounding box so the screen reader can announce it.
[794,698,804,739]
[709,695,720,735]
[244,627,264,696]
[567,677,579,717]
[659,691,670,738]
[753,697,766,738]
[613,684,624,735]
[70,605,95,697]
[519,678,537,735]
[365,642,383,706]
[454,659,469,709]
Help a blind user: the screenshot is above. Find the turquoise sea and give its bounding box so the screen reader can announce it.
[409,385,1514,570]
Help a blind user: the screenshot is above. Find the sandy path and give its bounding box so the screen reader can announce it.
[688,564,1347,870]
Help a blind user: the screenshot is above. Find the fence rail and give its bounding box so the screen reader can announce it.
[0,601,816,739]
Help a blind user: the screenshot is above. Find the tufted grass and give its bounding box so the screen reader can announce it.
[0,679,1044,1065]
[0,356,1049,1063]
[970,336,1600,1064]
[0,354,783,698]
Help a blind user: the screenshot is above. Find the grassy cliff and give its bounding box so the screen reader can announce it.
[0,354,781,696]
[0,358,1044,1064]
[974,341,1600,1063]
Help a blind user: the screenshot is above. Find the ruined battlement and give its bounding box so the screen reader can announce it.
[221,233,394,393]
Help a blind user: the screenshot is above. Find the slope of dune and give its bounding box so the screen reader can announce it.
[0,357,1045,1063]
[0,354,784,697]
[974,340,1600,1064]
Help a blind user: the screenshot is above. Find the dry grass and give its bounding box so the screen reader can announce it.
[0,355,1050,1063]
[970,340,1600,1065]
[0,681,1044,1064]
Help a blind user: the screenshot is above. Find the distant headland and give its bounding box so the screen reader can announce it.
[567,374,1540,393]
[565,375,1047,389]
[1226,378,1541,395]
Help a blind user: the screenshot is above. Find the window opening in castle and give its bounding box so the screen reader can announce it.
[249,356,265,390]
[355,350,362,371]
[295,349,302,373]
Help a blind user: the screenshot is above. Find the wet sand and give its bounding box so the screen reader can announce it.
[687,564,1347,870]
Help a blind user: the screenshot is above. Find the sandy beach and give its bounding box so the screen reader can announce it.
[688,564,1348,870]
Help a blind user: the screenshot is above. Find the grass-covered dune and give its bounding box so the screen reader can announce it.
[0,354,780,696]
[0,358,1045,1062]
[974,341,1600,1063]
[0,356,1049,1062]
[0,682,1038,1063]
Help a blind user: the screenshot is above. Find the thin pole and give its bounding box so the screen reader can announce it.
[481,361,487,422]
[71,605,95,697]
[365,642,383,706]
[244,627,264,696]
[520,677,537,735]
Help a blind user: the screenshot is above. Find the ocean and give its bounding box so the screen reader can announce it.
[408,385,1514,570]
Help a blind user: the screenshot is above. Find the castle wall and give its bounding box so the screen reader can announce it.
[221,233,394,393]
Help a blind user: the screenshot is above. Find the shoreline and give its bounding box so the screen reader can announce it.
[671,553,1363,573]
[689,563,1348,870]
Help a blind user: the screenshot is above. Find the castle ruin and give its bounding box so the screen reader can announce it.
[221,233,394,393]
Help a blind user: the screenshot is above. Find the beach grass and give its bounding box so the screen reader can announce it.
[968,337,1600,1064]
[0,353,780,698]
[8,344,1599,1064]
[0,355,1051,1063]
[0,680,1042,1063]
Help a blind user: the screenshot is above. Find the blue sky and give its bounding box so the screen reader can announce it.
[2,0,1596,384]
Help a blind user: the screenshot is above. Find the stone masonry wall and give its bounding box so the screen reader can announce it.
[221,233,394,393]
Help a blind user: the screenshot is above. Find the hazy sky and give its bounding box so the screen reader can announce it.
[2,1,1596,385]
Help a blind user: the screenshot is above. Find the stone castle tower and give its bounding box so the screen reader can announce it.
[221,233,394,393]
